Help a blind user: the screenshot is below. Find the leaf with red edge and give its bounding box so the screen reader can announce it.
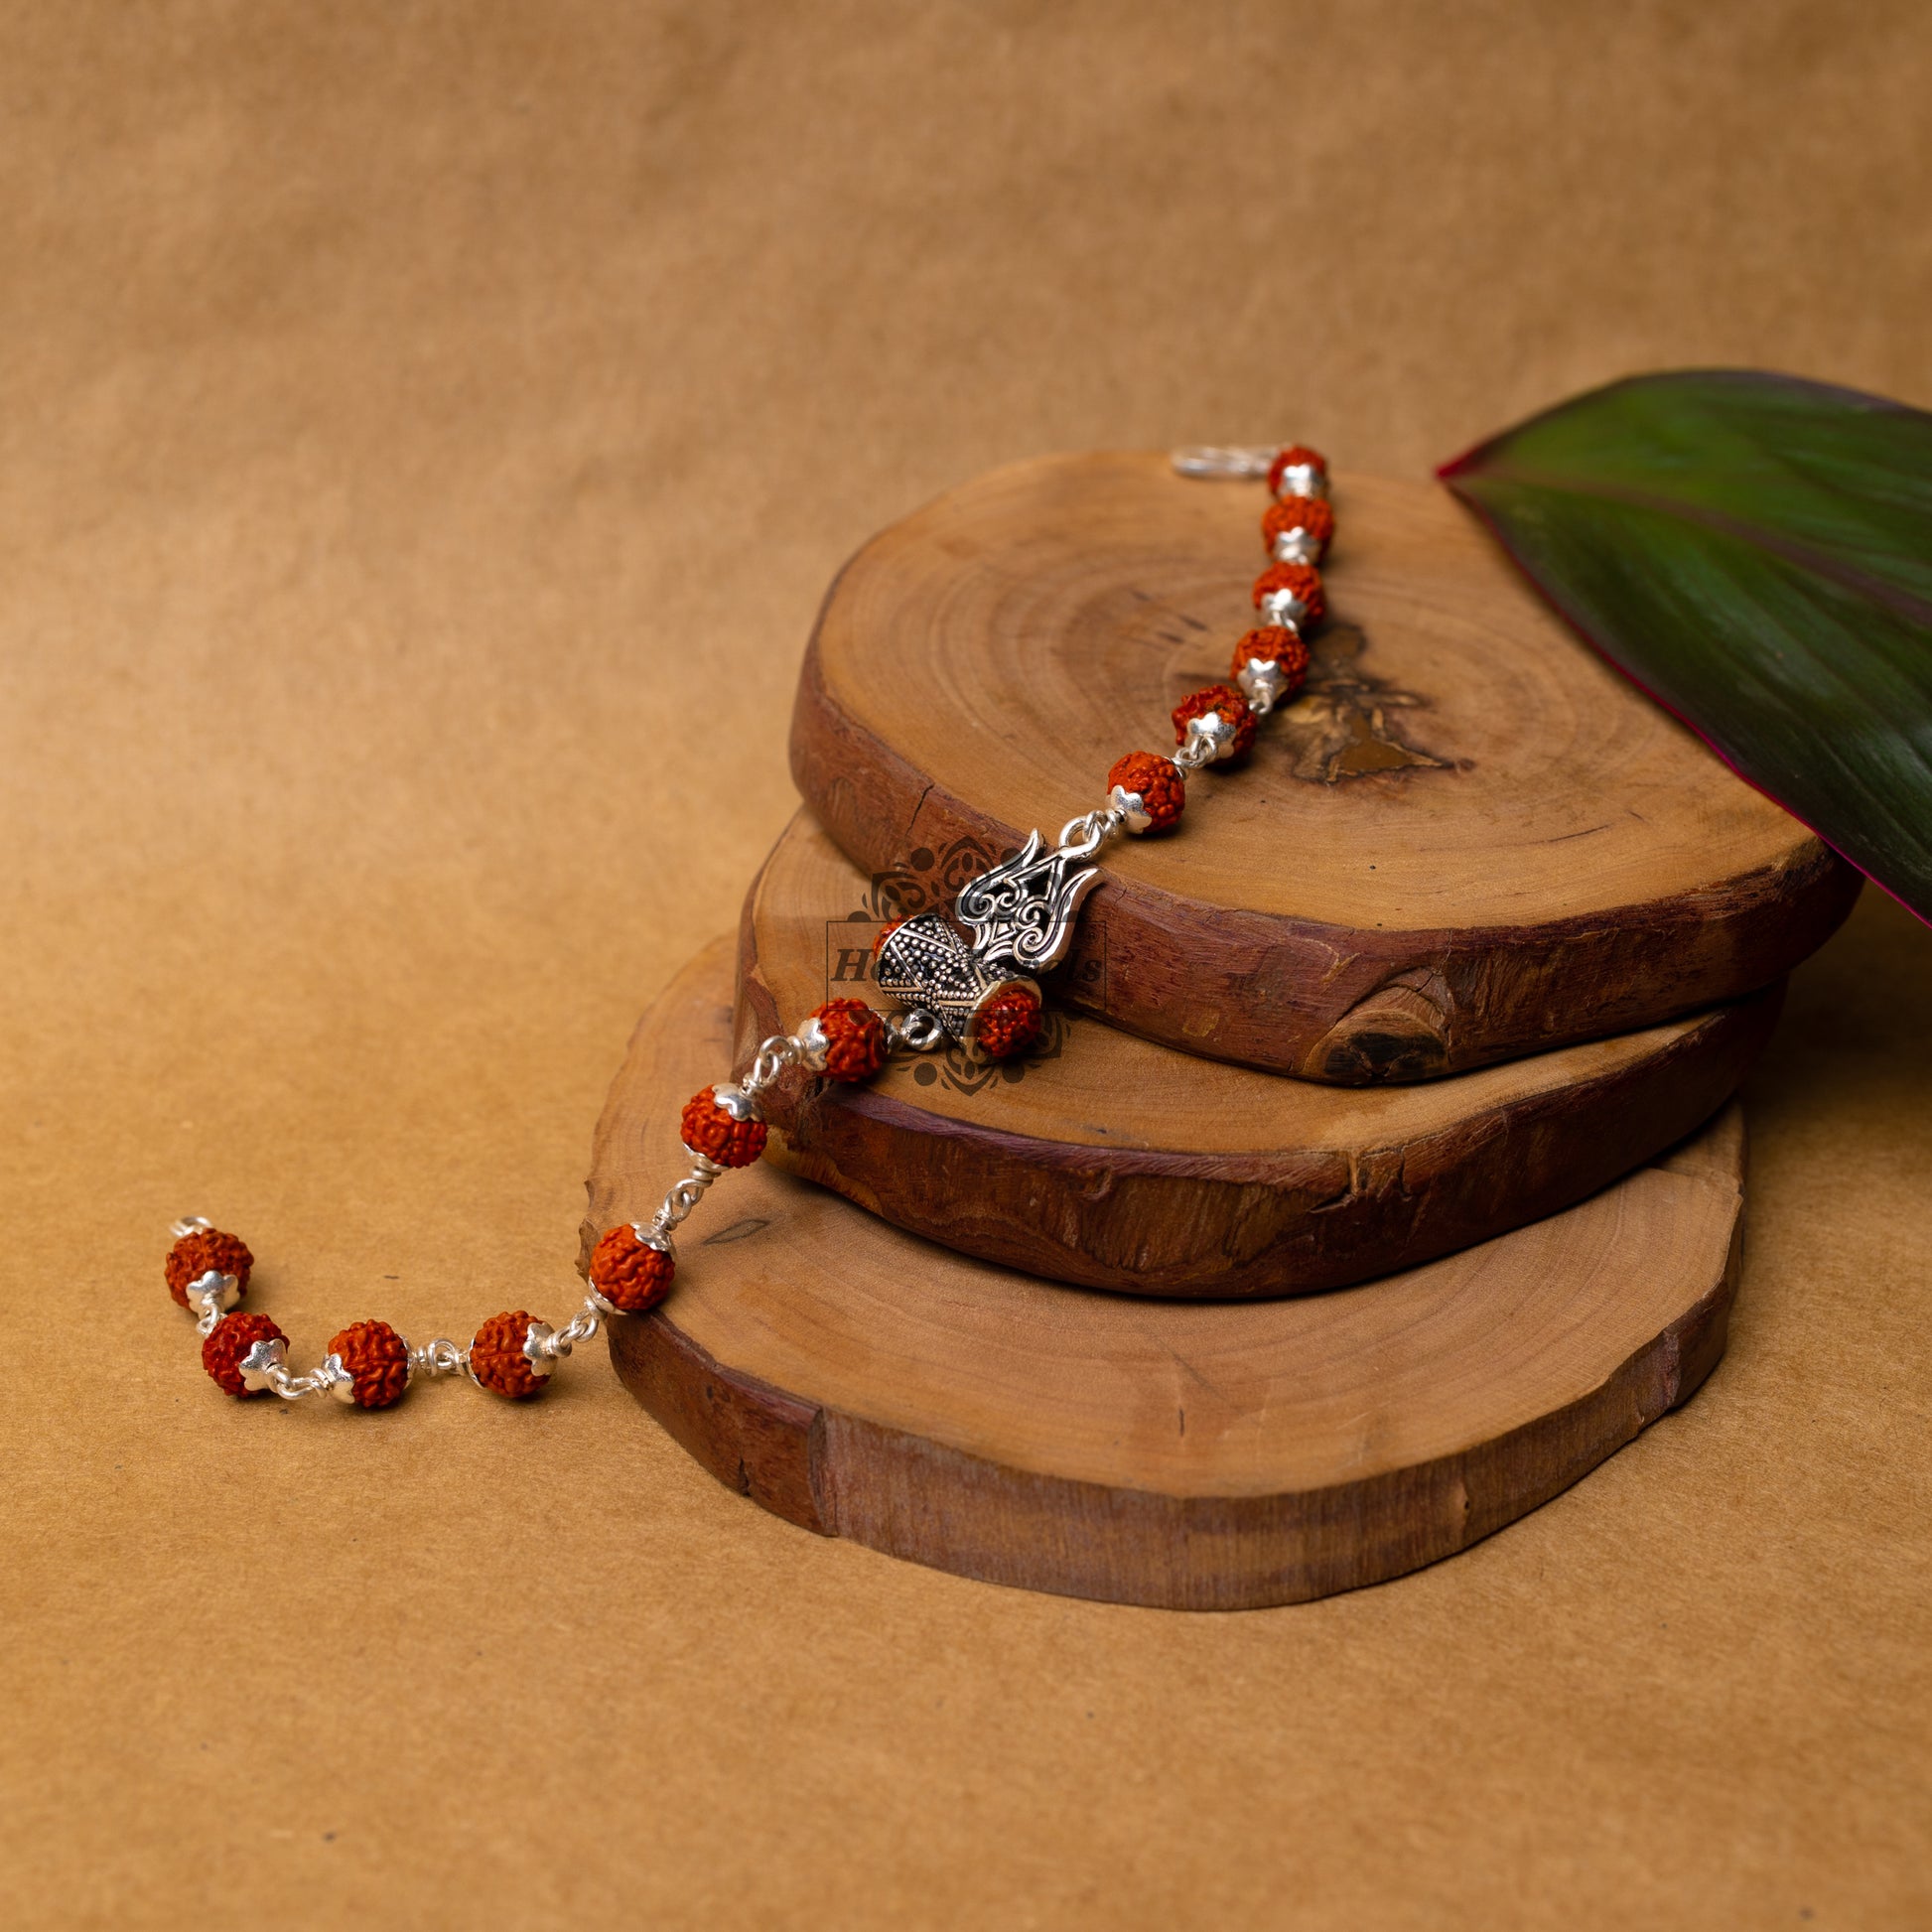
[1441,369,1932,922]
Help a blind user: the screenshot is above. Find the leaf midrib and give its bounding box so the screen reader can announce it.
[1466,464,1932,633]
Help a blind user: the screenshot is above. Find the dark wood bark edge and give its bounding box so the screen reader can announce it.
[602,1222,1737,1611]
[733,846,1779,1299]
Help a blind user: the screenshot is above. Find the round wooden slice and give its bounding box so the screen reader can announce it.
[788,453,1858,1082]
[734,811,1777,1299]
[590,937,1747,1610]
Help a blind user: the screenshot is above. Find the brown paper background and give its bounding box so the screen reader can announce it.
[4,3,1928,1926]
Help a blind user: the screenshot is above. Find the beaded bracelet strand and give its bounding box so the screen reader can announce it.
[168,443,1334,1408]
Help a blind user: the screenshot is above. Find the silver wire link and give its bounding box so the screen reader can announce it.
[534,1296,603,1361]
[169,1215,213,1241]
[184,1272,241,1336]
[888,1007,946,1053]
[742,1035,802,1096]
[1054,806,1127,861]
[410,1337,468,1378]
[1170,445,1278,481]
[649,1152,727,1238]
[260,1357,348,1402]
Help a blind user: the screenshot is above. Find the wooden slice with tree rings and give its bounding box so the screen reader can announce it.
[787,453,1859,1083]
[732,811,1776,1301]
[591,937,1748,1611]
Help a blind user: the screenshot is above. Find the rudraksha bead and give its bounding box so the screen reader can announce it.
[470,1311,547,1399]
[1172,685,1258,761]
[328,1319,412,1409]
[972,985,1043,1060]
[589,1224,676,1314]
[1261,494,1335,557]
[166,1227,254,1310]
[202,1311,287,1398]
[1230,625,1311,696]
[806,998,891,1082]
[1107,751,1186,832]
[680,1085,767,1168]
[1267,443,1328,495]
[1253,561,1326,628]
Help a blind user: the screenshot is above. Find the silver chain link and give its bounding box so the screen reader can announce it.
[1055,806,1126,860]
[742,1034,802,1095]
[1169,445,1277,480]
[410,1336,468,1377]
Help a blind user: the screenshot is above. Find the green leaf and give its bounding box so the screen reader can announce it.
[1440,369,1932,923]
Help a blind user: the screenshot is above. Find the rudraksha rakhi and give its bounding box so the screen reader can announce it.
[168,441,1338,1413]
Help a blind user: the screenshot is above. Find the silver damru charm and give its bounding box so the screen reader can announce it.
[872,913,1039,1057]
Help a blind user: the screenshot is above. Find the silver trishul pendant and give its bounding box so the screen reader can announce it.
[952,830,1102,976]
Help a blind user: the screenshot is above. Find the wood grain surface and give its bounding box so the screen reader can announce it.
[735,809,1778,1298]
[592,936,1747,1609]
[789,454,1860,1082]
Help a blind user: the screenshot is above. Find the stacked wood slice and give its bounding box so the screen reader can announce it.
[592,457,1859,1609]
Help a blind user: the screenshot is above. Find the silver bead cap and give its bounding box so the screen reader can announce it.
[320,1353,360,1406]
[236,1334,288,1395]
[1257,587,1309,629]
[795,1012,833,1073]
[707,1081,761,1123]
[1272,464,1327,501]
[1109,783,1153,834]
[1181,710,1236,764]
[520,1321,557,1381]
[1272,528,1321,566]
[1236,657,1289,716]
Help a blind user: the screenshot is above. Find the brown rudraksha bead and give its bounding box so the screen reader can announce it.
[328,1319,412,1409]
[588,1225,676,1314]
[680,1086,767,1168]
[1106,750,1185,832]
[469,1311,547,1399]
[808,998,891,1082]
[972,986,1043,1060]
[1171,684,1258,761]
[1266,443,1327,494]
[202,1311,286,1398]
[1261,494,1335,557]
[1230,626,1311,699]
[166,1227,254,1310]
[1252,561,1326,628]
